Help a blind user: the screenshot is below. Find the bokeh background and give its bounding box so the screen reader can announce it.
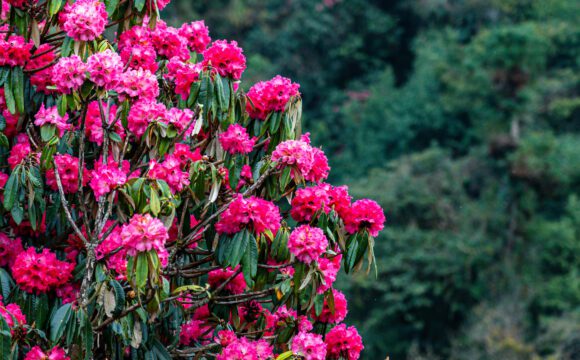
[162,1,579,359]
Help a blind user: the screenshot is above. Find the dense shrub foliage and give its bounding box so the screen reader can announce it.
[0,0,385,358]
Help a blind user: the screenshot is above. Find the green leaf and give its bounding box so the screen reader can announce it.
[150,188,160,216]
[109,280,125,316]
[3,71,15,115]
[275,351,294,360]
[135,253,149,290]
[3,169,19,211]
[104,0,119,15]
[134,0,145,11]
[57,96,67,117]
[242,233,258,286]
[0,269,13,301]
[40,124,56,142]
[345,236,360,273]
[0,133,8,148]
[0,317,11,360]
[49,0,63,16]
[11,67,24,115]
[50,303,73,343]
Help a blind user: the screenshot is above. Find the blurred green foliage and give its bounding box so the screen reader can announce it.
[165,0,579,358]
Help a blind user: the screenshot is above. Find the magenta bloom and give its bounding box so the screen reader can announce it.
[215,195,281,236]
[117,68,160,101]
[311,289,348,324]
[87,50,124,90]
[317,254,342,294]
[179,20,211,53]
[216,337,273,360]
[8,138,38,169]
[127,100,166,138]
[344,199,386,237]
[219,124,256,155]
[272,135,329,183]
[0,301,26,329]
[151,23,189,61]
[208,267,246,295]
[12,248,75,294]
[89,157,129,198]
[0,35,33,67]
[163,107,195,135]
[24,346,70,360]
[120,213,169,257]
[165,58,202,100]
[121,44,158,73]
[290,185,331,223]
[288,225,328,264]
[26,44,56,94]
[62,0,107,41]
[84,101,125,145]
[52,55,87,94]
[45,154,90,194]
[325,324,364,360]
[202,40,246,80]
[291,332,327,360]
[34,104,71,137]
[148,156,190,193]
[0,233,24,267]
[246,75,300,120]
[179,319,212,346]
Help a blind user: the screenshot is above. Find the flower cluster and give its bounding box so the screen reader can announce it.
[148,156,190,193]
[202,40,246,80]
[0,233,23,267]
[53,55,87,94]
[89,158,130,198]
[12,248,75,294]
[272,135,329,183]
[311,289,348,324]
[219,124,256,155]
[344,199,386,237]
[246,75,300,120]
[120,213,169,258]
[84,101,124,145]
[288,225,328,264]
[179,20,211,53]
[216,337,273,360]
[0,300,26,329]
[166,59,202,99]
[24,346,70,360]
[46,154,90,194]
[207,267,246,294]
[215,195,281,236]
[34,104,71,137]
[87,50,124,90]
[61,0,107,41]
[0,35,33,67]
[291,332,327,360]
[26,44,56,94]
[325,324,364,360]
[179,319,212,345]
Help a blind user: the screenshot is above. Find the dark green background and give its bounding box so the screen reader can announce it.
[164,1,580,358]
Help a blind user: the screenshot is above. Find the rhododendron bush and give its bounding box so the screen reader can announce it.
[0,0,385,358]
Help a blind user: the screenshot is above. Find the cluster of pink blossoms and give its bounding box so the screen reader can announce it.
[215,195,281,236]
[219,124,256,155]
[207,267,247,294]
[311,289,348,324]
[12,248,75,294]
[61,0,107,41]
[272,134,330,183]
[288,225,328,264]
[45,154,90,194]
[202,40,247,80]
[120,213,169,258]
[290,183,351,223]
[26,44,57,94]
[24,346,70,360]
[165,58,202,99]
[94,221,127,276]
[0,233,23,267]
[317,254,342,293]
[84,101,125,145]
[291,332,327,360]
[179,20,211,53]
[0,298,26,329]
[8,135,39,169]
[89,157,130,198]
[52,55,87,94]
[179,319,212,346]
[34,104,72,137]
[86,49,124,90]
[246,75,300,120]
[325,324,364,360]
[148,144,199,193]
[0,35,33,67]
[344,199,386,237]
[216,337,273,360]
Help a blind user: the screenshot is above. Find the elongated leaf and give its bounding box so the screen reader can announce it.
[134,0,145,11]
[104,0,119,15]
[150,188,160,216]
[3,169,19,211]
[11,67,24,114]
[0,317,11,360]
[0,269,13,303]
[109,280,125,316]
[3,71,15,114]
[49,303,72,343]
[49,0,63,16]
[135,253,149,290]
[242,233,258,286]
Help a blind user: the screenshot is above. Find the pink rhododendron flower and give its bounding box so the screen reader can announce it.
[24,346,70,360]
[0,301,26,329]
[148,156,190,193]
[207,267,246,295]
[202,40,246,80]
[87,50,123,90]
[12,248,75,294]
[343,199,385,237]
[95,221,127,276]
[127,100,166,137]
[288,225,328,264]
[0,35,33,67]
[163,107,195,134]
[165,58,202,100]
[291,332,327,360]
[325,323,364,360]
[304,146,330,182]
[55,283,79,305]
[0,233,24,267]
[26,44,56,94]
[171,143,202,164]
[216,337,273,360]
[215,195,281,236]
[89,157,129,198]
[246,75,300,120]
[46,154,90,194]
[216,330,237,347]
[118,24,152,51]
[8,136,38,169]
[34,104,72,137]
[238,300,263,324]
[151,23,189,61]
[84,101,124,145]
[317,254,342,293]
[121,44,158,72]
[62,0,107,41]
[219,124,256,155]
[290,185,331,223]
[311,289,347,324]
[52,55,87,94]
[117,68,160,101]
[179,20,211,53]
[120,214,169,263]
[272,135,329,183]
[179,319,212,345]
